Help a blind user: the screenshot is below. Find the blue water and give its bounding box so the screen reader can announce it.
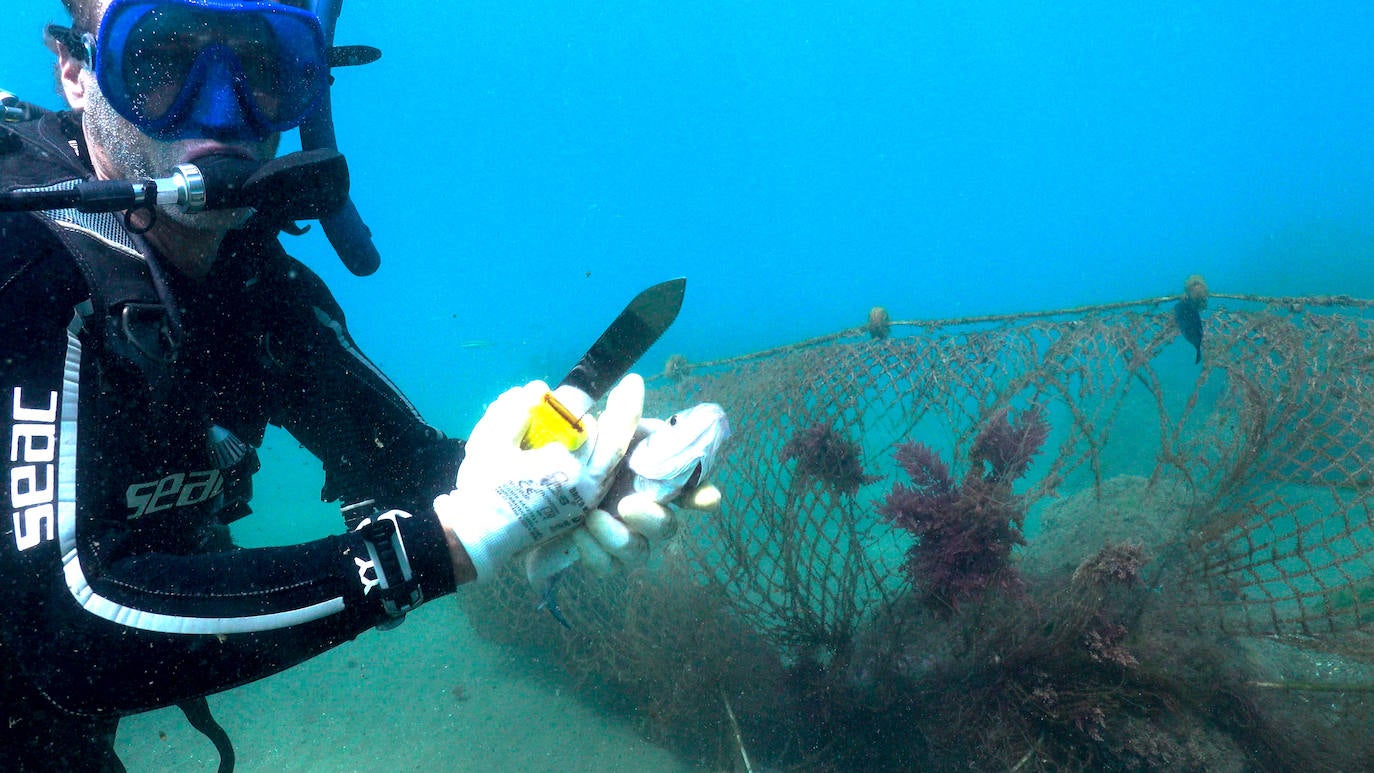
[8,2,1374,425]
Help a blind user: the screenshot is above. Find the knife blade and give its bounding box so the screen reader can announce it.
[523,277,687,449]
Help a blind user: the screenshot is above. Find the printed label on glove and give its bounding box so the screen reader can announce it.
[498,471,590,542]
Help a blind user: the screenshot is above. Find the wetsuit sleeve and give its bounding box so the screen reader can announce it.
[262,256,465,513]
[0,217,457,717]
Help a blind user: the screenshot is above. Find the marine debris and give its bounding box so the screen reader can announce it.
[462,291,1374,771]
[1184,273,1209,307]
[662,353,692,382]
[865,306,892,339]
[1174,273,1208,363]
[720,690,755,773]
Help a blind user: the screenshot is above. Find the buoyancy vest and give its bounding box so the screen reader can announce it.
[1,102,280,528]
[2,97,262,773]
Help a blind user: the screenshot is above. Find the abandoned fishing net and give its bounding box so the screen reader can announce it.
[459,280,1374,771]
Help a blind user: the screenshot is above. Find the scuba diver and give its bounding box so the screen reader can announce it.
[0,1,725,770]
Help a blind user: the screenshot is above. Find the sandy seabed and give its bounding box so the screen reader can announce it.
[114,600,696,772]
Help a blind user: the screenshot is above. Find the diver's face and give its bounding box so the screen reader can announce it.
[79,71,280,231]
[60,0,282,232]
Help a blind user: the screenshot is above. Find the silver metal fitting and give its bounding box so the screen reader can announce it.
[1,90,26,122]
[170,163,207,212]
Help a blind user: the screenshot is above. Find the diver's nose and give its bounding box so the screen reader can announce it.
[186,47,256,141]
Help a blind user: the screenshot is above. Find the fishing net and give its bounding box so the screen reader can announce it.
[460,285,1374,771]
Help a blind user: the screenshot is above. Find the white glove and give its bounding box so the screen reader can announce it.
[526,401,729,582]
[435,375,644,582]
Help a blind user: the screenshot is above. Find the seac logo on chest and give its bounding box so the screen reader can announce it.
[126,469,224,519]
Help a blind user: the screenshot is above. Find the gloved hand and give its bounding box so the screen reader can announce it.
[525,401,730,583]
[435,375,644,582]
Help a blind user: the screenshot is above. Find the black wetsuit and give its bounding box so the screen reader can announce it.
[1,110,463,771]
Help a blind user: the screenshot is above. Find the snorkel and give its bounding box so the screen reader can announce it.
[301,0,382,276]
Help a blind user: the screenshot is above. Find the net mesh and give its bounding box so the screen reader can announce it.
[461,290,1374,771]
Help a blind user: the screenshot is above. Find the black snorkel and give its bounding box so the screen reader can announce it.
[302,0,383,276]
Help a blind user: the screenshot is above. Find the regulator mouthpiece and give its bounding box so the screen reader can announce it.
[188,149,350,220]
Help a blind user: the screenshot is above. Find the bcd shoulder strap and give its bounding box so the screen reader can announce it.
[3,108,177,394]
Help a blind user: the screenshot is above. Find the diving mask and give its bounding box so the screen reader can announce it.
[58,0,330,141]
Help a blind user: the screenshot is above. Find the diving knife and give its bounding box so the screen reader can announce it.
[523,277,687,449]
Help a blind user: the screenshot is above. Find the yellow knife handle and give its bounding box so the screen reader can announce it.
[523,391,589,451]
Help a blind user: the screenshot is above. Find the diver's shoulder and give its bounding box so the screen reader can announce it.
[0,100,89,189]
[249,236,337,303]
[0,212,87,323]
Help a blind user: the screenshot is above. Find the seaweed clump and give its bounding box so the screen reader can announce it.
[782,422,878,496]
[879,406,1048,613]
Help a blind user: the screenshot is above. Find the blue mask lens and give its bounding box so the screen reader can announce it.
[93,0,329,141]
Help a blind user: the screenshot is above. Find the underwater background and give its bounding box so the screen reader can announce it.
[5,1,1374,769]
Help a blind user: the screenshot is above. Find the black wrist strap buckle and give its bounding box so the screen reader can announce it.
[346,500,423,630]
